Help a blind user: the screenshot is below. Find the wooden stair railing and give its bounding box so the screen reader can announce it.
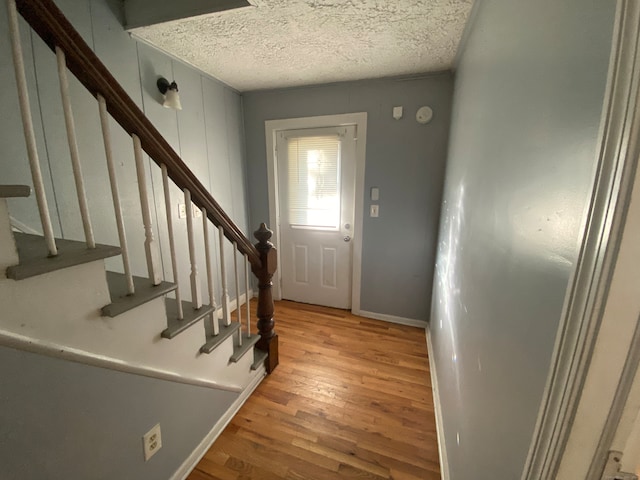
[14,0,256,263]
[253,224,279,374]
[9,0,278,372]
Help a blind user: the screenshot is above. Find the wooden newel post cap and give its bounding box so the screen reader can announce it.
[254,223,273,246]
[252,222,279,373]
[254,223,277,275]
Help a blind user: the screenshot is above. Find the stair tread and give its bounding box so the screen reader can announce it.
[162,299,213,339]
[7,233,121,280]
[230,334,261,363]
[251,349,268,371]
[0,185,31,198]
[101,271,176,317]
[200,320,240,354]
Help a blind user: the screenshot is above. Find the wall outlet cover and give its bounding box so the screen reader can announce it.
[143,423,162,461]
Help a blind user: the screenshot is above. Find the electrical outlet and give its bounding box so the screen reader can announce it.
[194,205,202,218]
[178,203,187,219]
[142,423,162,461]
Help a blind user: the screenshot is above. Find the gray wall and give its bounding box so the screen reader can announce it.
[243,74,453,321]
[0,345,237,480]
[430,1,616,479]
[0,0,249,301]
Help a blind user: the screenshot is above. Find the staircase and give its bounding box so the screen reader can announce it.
[1,0,277,408]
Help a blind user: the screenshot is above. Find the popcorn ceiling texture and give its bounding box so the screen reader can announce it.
[132,0,474,91]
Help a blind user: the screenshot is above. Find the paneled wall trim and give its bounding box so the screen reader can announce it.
[0,0,250,302]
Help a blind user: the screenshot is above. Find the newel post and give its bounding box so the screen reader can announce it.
[252,223,279,373]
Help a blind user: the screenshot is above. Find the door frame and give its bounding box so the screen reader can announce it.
[522,1,640,478]
[264,113,367,310]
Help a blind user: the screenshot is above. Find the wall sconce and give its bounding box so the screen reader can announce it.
[157,77,182,110]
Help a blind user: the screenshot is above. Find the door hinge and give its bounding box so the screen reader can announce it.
[602,451,638,480]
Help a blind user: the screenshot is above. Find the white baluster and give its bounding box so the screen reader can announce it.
[233,241,242,347]
[245,253,251,337]
[184,189,202,309]
[7,0,57,256]
[162,165,182,319]
[132,134,161,285]
[98,95,134,295]
[218,226,231,326]
[202,210,219,336]
[56,47,95,249]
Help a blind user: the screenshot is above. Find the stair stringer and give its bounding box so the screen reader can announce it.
[0,258,261,391]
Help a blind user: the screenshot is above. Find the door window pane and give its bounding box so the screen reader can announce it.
[287,135,341,228]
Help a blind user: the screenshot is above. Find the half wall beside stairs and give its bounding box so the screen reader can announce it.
[0,0,278,477]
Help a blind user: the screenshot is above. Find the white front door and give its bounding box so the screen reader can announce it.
[276,126,357,309]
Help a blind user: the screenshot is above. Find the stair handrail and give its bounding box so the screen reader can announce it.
[12,0,279,373]
[15,0,260,267]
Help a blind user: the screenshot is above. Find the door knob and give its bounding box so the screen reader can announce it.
[343,235,351,242]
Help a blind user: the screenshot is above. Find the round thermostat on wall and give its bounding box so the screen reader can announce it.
[416,106,433,124]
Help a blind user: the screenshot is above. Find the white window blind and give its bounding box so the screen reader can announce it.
[287,135,341,228]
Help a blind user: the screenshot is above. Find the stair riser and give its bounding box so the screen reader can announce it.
[0,260,260,389]
[1,203,261,391]
[0,199,19,276]
[202,332,258,386]
[0,260,111,327]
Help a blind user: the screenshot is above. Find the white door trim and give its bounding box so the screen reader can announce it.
[265,113,367,312]
[522,1,640,478]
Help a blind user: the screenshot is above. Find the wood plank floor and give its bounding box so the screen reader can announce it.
[188,300,440,480]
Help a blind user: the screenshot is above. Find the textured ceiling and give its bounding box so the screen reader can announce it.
[132,0,474,92]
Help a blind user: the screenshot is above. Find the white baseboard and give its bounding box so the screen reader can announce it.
[170,365,267,480]
[9,215,39,235]
[426,326,449,480]
[356,309,427,328]
[214,290,254,319]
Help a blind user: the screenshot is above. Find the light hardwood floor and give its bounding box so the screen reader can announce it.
[188,300,440,480]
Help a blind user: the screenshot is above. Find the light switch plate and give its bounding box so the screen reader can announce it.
[370,205,379,218]
[392,106,403,120]
[178,203,186,219]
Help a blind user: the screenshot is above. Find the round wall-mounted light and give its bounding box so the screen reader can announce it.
[416,106,433,124]
[157,77,182,111]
